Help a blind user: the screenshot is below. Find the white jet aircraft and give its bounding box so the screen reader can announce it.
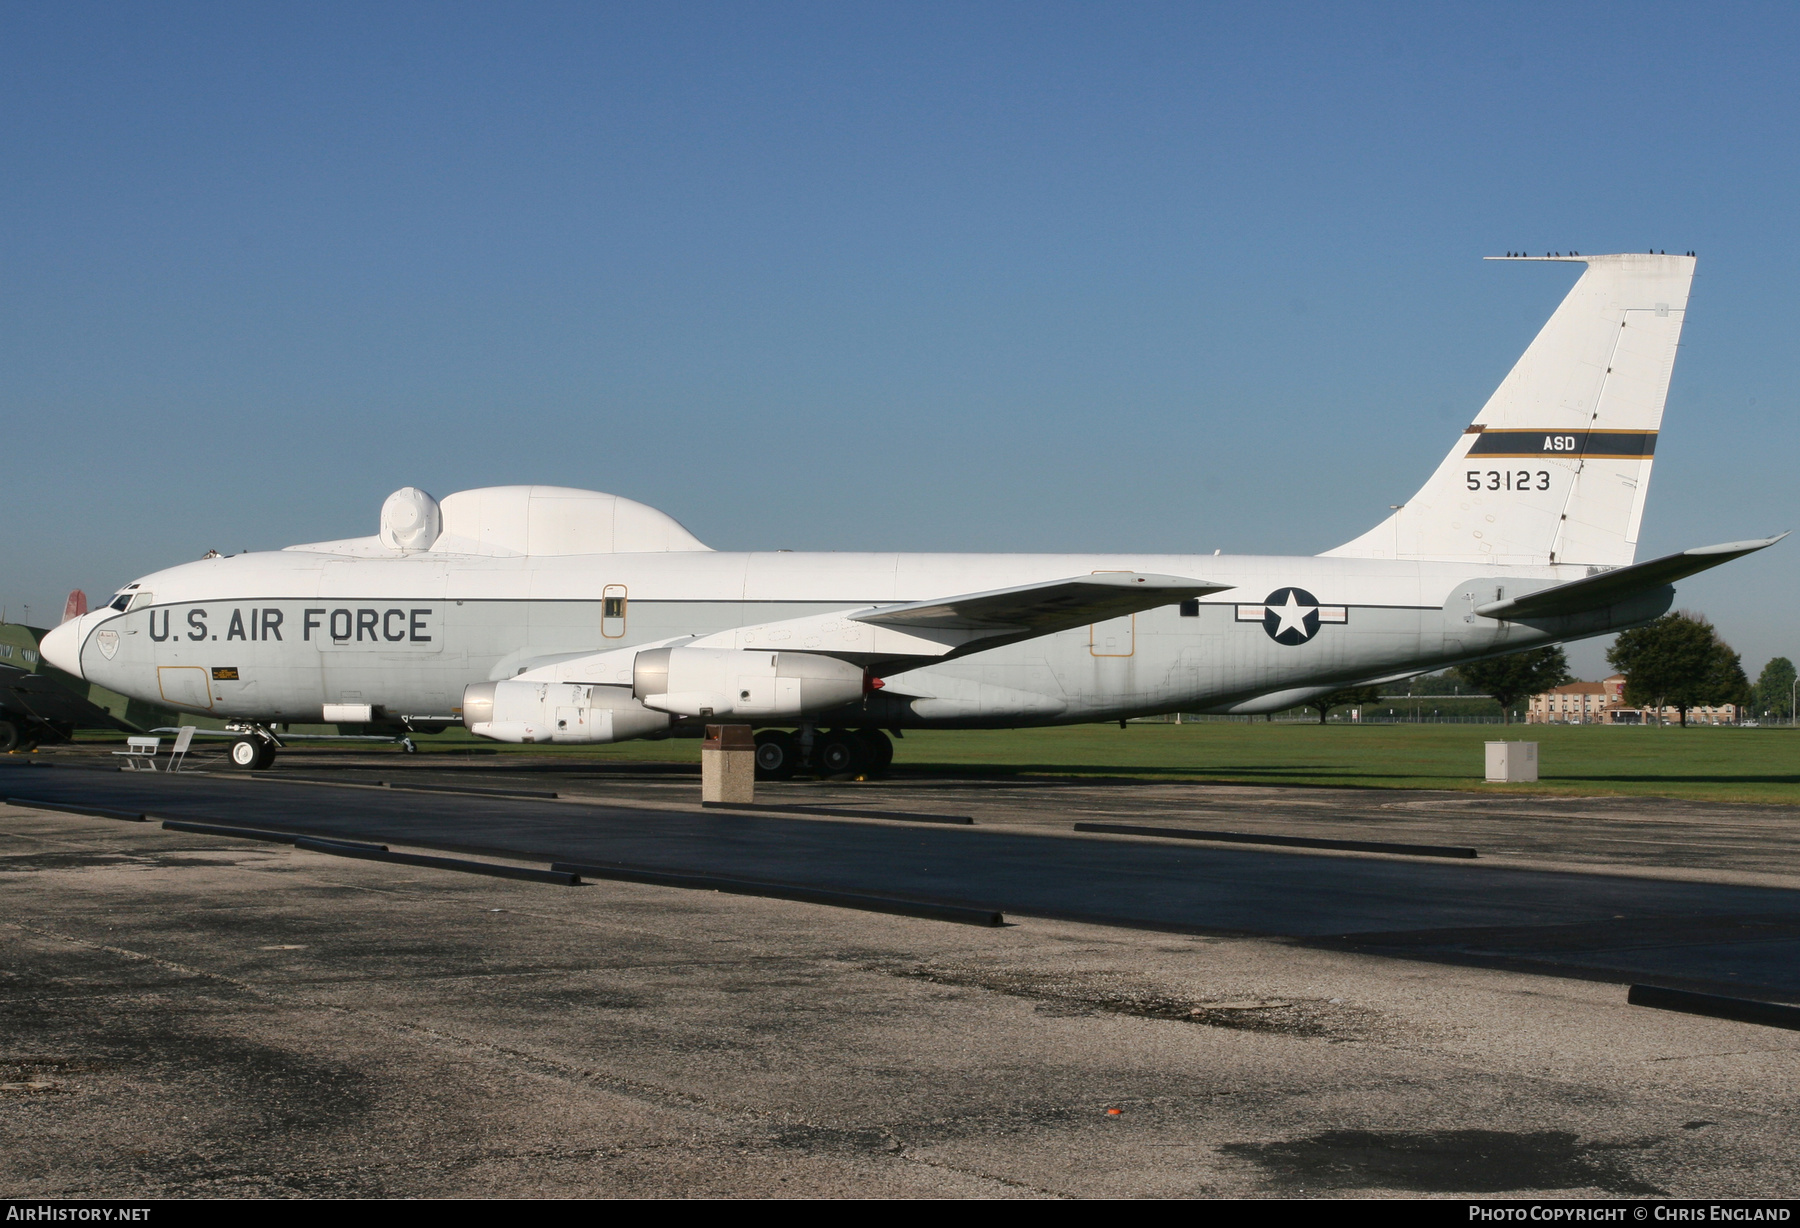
[41,253,1783,774]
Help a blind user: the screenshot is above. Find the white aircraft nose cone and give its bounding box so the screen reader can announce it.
[39,618,85,679]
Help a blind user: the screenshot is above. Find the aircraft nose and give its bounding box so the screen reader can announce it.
[39,617,86,679]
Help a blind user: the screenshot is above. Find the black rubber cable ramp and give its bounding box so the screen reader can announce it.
[162,819,301,844]
[553,861,1003,926]
[167,823,388,852]
[1628,984,1800,1031]
[249,775,558,800]
[1073,822,1477,859]
[701,801,973,825]
[384,782,560,800]
[8,797,147,822]
[157,820,390,850]
[296,837,580,885]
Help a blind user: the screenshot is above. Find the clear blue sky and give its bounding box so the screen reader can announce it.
[4,2,1795,680]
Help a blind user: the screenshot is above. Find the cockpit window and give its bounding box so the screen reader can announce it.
[125,591,154,612]
[109,594,131,612]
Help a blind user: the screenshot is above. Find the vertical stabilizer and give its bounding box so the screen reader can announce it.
[1324,253,1694,567]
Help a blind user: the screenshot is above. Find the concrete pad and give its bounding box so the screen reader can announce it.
[4,797,1800,1197]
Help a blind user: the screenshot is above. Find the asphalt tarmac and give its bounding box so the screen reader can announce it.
[4,748,1799,1197]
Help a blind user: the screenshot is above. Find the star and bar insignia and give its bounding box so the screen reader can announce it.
[1235,588,1348,645]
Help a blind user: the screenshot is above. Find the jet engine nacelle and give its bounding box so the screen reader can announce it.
[462,679,671,744]
[631,646,865,719]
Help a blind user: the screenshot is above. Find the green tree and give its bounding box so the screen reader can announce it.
[1707,645,1752,715]
[1404,670,1472,697]
[1607,612,1746,727]
[1304,685,1384,724]
[1755,657,1797,722]
[1454,646,1573,724]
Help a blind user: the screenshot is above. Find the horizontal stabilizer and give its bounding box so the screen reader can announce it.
[855,573,1229,635]
[1475,535,1786,620]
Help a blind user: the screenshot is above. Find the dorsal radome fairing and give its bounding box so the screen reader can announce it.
[292,486,712,558]
[427,486,710,556]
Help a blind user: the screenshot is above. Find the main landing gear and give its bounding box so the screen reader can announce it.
[0,718,74,753]
[0,720,30,753]
[753,729,800,780]
[752,727,894,781]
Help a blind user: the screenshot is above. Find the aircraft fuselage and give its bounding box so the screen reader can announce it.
[59,547,1666,728]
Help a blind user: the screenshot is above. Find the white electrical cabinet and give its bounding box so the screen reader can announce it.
[1485,741,1538,783]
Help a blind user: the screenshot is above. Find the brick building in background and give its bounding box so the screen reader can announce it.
[1526,675,1741,725]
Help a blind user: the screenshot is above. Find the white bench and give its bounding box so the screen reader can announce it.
[112,726,198,772]
[114,737,160,770]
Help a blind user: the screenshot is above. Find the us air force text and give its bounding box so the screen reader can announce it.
[143,607,435,644]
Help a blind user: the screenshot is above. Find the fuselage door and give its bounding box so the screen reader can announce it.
[157,665,213,711]
[602,585,627,638]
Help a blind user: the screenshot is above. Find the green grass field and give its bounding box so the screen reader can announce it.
[882,723,1800,804]
[65,720,1800,803]
[361,721,1800,805]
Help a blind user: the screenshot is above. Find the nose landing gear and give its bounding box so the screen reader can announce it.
[226,728,279,770]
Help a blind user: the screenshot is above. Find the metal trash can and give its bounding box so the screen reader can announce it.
[702,724,756,803]
[1485,741,1538,783]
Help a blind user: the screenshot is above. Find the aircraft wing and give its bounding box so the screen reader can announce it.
[1475,535,1787,621]
[514,573,1228,687]
[853,573,1231,634]
[685,572,1228,668]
